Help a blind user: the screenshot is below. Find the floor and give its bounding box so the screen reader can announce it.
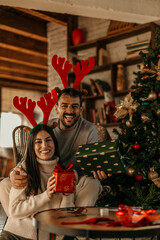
[0,203,7,232]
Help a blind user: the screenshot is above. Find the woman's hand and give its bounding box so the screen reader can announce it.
[47,175,56,199]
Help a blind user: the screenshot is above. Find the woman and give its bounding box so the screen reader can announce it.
[0,124,75,240]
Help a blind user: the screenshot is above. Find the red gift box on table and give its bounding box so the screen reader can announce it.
[53,162,75,193]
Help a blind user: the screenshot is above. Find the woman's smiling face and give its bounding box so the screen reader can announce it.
[34,130,55,160]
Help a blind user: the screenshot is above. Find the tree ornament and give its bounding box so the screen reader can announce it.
[127,167,135,176]
[142,102,149,106]
[118,204,128,212]
[156,109,160,117]
[152,177,160,188]
[141,113,150,123]
[141,63,156,75]
[114,93,139,121]
[143,65,150,70]
[158,92,160,99]
[133,143,140,151]
[142,76,148,80]
[126,120,133,128]
[122,129,126,134]
[155,57,160,80]
[148,91,157,101]
[148,167,159,180]
[135,174,143,182]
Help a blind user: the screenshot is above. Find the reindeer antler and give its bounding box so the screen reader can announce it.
[52,55,72,88]
[72,57,95,89]
[37,90,58,125]
[13,96,37,127]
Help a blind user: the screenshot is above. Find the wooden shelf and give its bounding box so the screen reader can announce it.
[83,95,104,100]
[101,122,120,127]
[68,22,155,52]
[67,20,158,126]
[113,89,129,97]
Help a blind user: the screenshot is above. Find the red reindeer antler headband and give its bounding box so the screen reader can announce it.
[13,89,58,129]
[51,55,95,91]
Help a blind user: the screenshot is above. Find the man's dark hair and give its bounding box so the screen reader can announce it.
[57,88,83,106]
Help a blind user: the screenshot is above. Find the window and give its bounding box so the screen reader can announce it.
[0,112,21,148]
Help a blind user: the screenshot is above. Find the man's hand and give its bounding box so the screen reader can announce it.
[92,170,109,180]
[47,175,56,199]
[10,167,28,189]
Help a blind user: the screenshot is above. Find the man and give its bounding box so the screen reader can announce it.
[0,88,107,214]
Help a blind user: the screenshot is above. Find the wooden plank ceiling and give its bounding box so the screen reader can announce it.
[0,6,68,92]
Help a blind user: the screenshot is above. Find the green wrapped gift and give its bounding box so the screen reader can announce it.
[76,139,125,177]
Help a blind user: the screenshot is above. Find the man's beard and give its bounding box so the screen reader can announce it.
[61,114,80,129]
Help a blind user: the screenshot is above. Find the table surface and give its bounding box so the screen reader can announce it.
[33,207,160,239]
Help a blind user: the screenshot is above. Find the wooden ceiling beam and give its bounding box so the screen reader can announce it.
[0,74,47,85]
[0,60,47,78]
[0,43,47,58]
[0,29,47,56]
[0,80,47,92]
[0,9,47,42]
[0,49,48,69]
[0,69,47,82]
[14,7,67,26]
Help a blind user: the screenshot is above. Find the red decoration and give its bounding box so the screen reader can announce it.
[51,55,95,90]
[13,91,57,127]
[158,92,160,99]
[115,206,160,225]
[122,120,126,123]
[143,65,150,70]
[157,54,160,58]
[62,206,160,227]
[53,162,75,193]
[133,143,140,151]
[135,174,143,182]
[118,204,128,212]
[72,29,84,46]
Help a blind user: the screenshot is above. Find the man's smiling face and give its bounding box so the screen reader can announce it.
[55,93,83,130]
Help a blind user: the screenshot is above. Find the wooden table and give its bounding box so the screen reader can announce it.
[33,207,160,240]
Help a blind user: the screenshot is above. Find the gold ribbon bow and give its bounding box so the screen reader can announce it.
[114,93,139,121]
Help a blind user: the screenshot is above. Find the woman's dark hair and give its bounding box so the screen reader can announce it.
[25,124,60,196]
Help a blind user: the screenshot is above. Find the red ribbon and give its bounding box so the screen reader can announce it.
[61,216,156,227]
[53,162,75,173]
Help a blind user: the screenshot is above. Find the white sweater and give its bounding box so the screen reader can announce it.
[4,158,75,240]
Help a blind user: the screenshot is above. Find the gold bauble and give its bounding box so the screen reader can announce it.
[148,167,159,180]
[141,113,150,123]
[126,120,133,128]
[127,167,135,176]
[148,91,157,101]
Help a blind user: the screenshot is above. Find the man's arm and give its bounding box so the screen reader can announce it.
[10,167,28,189]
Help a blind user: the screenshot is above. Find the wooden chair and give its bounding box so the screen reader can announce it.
[12,125,29,166]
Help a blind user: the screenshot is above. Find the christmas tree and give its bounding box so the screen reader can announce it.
[98,28,160,210]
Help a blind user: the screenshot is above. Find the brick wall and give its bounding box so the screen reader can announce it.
[47,22,67,118]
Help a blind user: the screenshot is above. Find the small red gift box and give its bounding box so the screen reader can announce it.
[53,162,75,193]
